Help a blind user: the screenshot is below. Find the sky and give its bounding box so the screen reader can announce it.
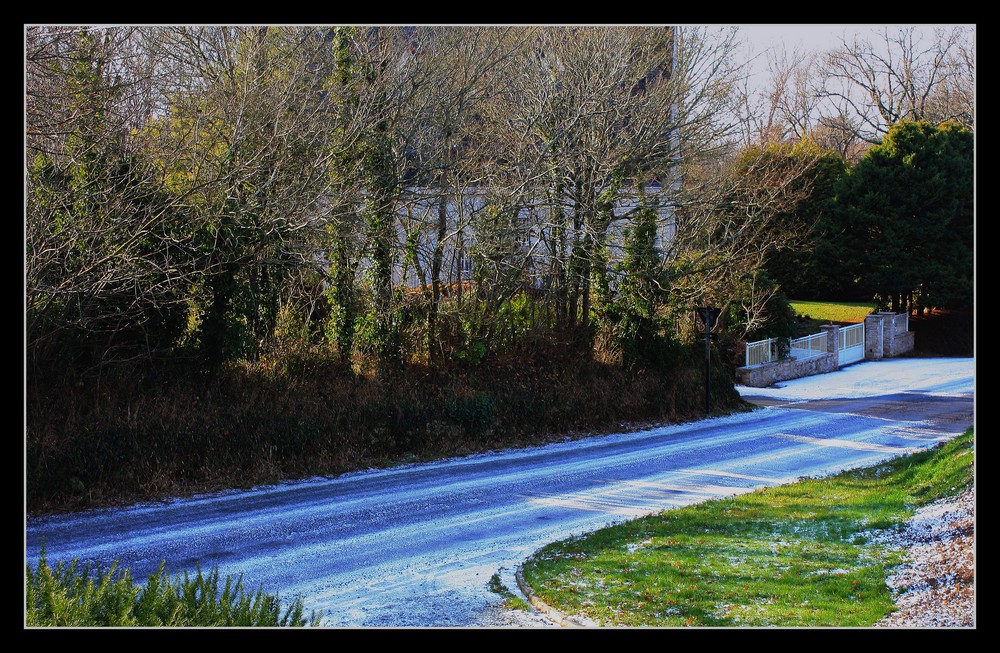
[729,23,973,91]
[728,24,858,96]
[734,23,862,51]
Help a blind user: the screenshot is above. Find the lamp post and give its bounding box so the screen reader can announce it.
[696,306,721,415]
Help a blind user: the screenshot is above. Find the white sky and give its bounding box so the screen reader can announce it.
[730,24,856,94]
[728,24,974,91]
[733,24,863,52]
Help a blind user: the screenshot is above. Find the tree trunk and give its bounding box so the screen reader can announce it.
[428,192,448,364]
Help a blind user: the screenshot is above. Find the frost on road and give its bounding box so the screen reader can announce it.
[25,358,974,628]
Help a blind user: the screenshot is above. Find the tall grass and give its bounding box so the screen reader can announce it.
[519,428,973,627]
[25,554,320,627]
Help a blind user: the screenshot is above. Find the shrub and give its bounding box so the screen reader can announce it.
[25,553,319,627]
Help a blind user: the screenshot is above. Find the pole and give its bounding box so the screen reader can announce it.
[704,330,711,414]
[696,306,719,416]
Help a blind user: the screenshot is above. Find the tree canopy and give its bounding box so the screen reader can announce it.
[828,120,973,313]
[27,26,973,384]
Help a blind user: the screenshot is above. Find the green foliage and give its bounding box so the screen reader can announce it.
[598,208,679,370]
[324,212,363,363]
[272,303,311,354]
[519,428,973,627]
[456,339,488,366]
[745,141,850,300]
[487,573,531,611]
[352,297,404,372]
[25,554,319,627]
[445,391,496,436]
[829,120,973,312]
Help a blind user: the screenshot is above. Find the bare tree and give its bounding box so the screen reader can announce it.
[396,26,524,362]
[817,25,974,144]
[663,144,821,341]
[929,28,975,130]
[140,26,336,365]
[26,25,192,372]
[472,26,744,347]
[730,40,820,146]
[25,25,337,372]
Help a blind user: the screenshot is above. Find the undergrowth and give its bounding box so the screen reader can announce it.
[27,343,745,516]
[25,553,319,627]
[487,572,531,611]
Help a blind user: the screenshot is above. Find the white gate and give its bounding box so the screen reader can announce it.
[839,322,865,365]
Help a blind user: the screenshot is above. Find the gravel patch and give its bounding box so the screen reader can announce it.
[873,487,975,628]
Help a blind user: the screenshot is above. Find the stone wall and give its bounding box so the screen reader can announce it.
[736,352,837,387]
[865,312,915,359]
[890,330,916,356]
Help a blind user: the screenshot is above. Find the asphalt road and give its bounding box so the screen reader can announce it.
[24,358,974,628]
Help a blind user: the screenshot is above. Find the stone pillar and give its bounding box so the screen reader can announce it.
[879,311,897,357]
[821,324,840,369]
[864,313,885,360]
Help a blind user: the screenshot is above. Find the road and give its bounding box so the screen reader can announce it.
[24,358,974,628]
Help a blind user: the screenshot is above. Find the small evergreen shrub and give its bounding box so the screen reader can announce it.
[25,553,319,627]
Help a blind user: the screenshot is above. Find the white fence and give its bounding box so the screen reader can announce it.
[744,331,828,367]
[745,337,784,367]
[743,323,871,369]
[789,332,827,360]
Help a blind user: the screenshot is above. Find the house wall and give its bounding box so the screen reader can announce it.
[389,185,676,290]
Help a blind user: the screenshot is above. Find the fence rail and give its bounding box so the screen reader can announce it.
[744,330,829,367]
[790,332,826,360]
[745,337,784,367]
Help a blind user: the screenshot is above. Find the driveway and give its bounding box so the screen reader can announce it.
[24,357,974,628]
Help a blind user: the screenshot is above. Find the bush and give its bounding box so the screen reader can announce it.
[25,553,319,627]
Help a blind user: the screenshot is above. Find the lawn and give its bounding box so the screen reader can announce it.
[517,428,973,627]
[789,300,875,324]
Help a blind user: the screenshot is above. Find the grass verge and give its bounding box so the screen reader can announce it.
[25,555,320,627]
[488,572,531,611]
[518,428,973,627]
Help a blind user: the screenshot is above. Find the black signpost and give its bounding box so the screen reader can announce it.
[696,306,721,415]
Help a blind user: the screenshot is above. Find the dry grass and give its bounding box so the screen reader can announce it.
[26,343,745,516]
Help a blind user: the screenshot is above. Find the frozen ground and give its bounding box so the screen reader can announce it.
[736,357,975,400]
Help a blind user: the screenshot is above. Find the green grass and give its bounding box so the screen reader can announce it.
[519,428,973,627]
[488,572,531,611]
[25,555,320,627]
[789,300,875,325]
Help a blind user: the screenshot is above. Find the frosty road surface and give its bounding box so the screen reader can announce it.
[25,358,974,628]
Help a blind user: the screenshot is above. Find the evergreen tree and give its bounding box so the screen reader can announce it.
[831,120,973,312]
